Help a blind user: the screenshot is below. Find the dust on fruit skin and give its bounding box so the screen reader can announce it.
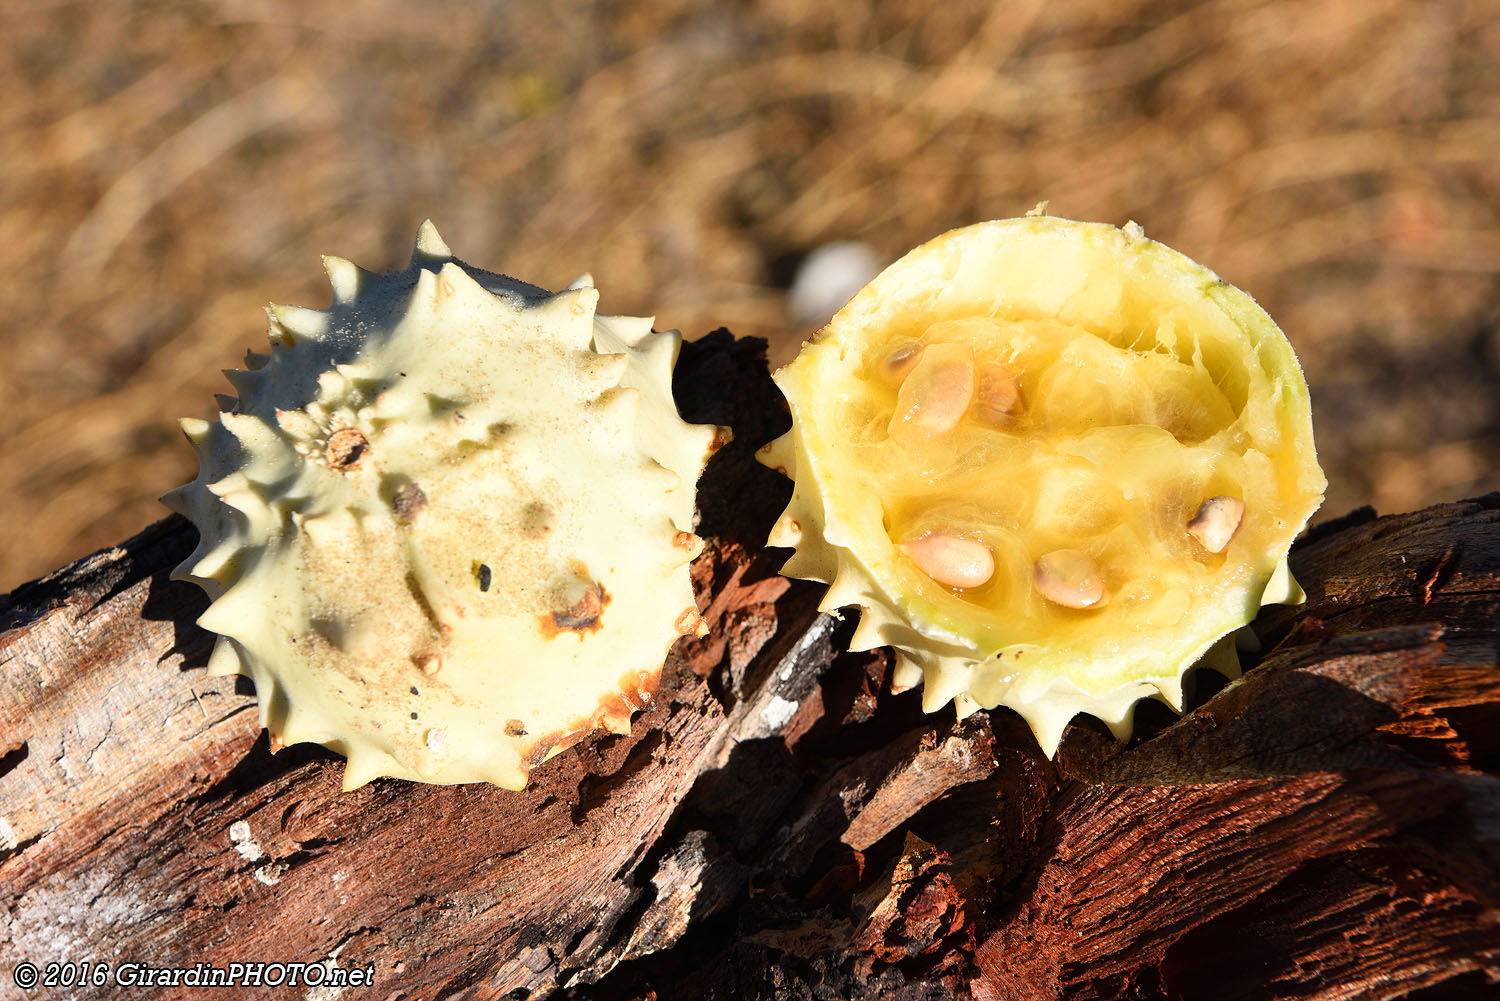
[164,222,726,790]
[763,214,1325,754]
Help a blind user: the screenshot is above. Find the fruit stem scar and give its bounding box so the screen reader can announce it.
[325,427,369,470]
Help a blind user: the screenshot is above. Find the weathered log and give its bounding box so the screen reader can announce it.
[2,331,1498,1001]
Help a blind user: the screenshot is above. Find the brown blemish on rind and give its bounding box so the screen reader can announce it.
[709,425,734,453]
[590,671,654,732]
[524,730,580,768]
[553,583,608,633]
[619,667,659,709]
[673,531,697,550]
[519,665,663,768]
[540,562,611,636]
[674,606,707,637]
[392,483,428,521]
[326,428,369,470]
[505,719,528,737]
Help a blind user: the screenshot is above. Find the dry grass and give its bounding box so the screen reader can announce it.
[2,0,1498,590]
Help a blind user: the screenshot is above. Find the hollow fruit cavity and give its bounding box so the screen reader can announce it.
[868,307,1261,649]
[764,216,1325,751]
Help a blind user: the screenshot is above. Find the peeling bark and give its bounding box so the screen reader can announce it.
[2,332,1498,1001]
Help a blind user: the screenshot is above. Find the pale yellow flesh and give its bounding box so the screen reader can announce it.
[765,216,1325,750]
[861,313,1270,662]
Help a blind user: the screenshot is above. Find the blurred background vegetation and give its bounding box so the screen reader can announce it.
[2,0,1498,591]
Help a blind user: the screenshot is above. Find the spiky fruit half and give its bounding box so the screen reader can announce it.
[761,215,1325,754]
[164,223,724,789]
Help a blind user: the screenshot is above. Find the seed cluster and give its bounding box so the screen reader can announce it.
[762,216,1325,755]
[877,338,1247,609]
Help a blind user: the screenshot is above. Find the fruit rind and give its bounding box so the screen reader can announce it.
[762,215,1325,753]
[165,222,723,789]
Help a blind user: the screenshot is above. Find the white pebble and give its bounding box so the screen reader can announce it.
[788,242,883,329]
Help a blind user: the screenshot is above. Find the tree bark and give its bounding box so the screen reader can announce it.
[2,331,1498,1001]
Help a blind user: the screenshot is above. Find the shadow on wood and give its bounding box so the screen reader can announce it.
[2,332,1498,1000]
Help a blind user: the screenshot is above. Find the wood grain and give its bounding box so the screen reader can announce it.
[3,333,1498,1001]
